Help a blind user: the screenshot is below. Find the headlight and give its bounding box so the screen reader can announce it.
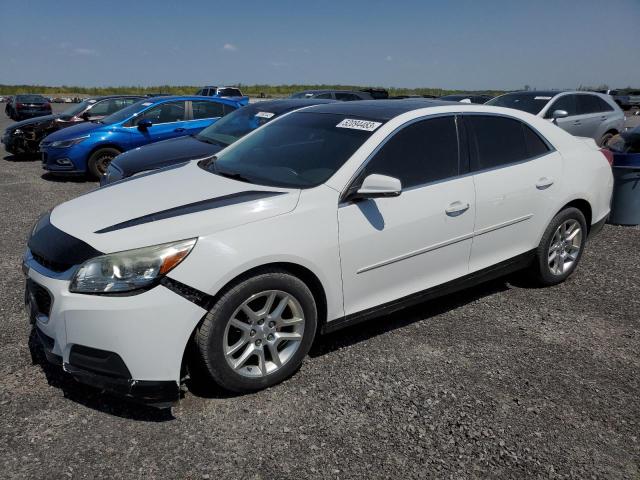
[50,135,89,148]
[69,238,196,294]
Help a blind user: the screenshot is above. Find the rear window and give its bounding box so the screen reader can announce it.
[192,100,225,119]
[217,88,242,97]
[16,95,47,103]
[486,93,551,115]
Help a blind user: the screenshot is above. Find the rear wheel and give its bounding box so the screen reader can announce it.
[193,270,317,393]
[599,131,615,147]
[87,147,120,179]
[529,207,587,286]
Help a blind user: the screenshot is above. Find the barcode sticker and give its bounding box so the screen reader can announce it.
[336,118,382,132]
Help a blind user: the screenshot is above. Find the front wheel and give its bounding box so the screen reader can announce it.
[87,147,120,179]
[528,207,587,286]
[193,270,317,393]
[599,132,615,147]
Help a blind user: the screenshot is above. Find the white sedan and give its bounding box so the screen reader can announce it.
[23,100,613,405]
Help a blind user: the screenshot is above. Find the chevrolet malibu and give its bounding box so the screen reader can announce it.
[24,100,613,406]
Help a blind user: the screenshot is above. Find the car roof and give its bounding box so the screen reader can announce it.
[297,99,459,121]
[88,95,145,100]
[143,95,238,103]
[247,98,336,112]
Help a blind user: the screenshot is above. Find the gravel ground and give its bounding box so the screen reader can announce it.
[0,105,639,479]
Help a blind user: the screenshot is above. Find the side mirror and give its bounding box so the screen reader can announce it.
[81,111,91,121]
[137,119,153,130]
[551,109,568,124]
[352,174,402,200]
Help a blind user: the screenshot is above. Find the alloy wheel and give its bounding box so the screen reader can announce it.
[223,290,305,378]
[548,219,583,275]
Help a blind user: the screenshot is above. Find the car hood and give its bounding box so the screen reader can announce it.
[49,160,300,253]
[43,121,103,142]
[7,114,59,131]
[112,136,224,176]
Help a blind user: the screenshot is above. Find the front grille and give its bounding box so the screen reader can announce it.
[27,279,52,316]
[31,251,72,273]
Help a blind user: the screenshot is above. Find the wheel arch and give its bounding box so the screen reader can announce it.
[558,198,592,232]
[87,142,124,158]
[179,261,329,378]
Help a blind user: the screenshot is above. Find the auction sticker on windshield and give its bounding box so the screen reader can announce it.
[255,111,275,119]
[336,118,382,132]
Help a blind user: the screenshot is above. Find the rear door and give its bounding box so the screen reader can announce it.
[545,94,586,136]
[465,114,561,272]
[187,100,230,135]
[126,100,189,148]
[338,115,476,315]
[574,94,605,140]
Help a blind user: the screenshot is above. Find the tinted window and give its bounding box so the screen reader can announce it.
[577,95,613,114]
[222,104,237,115]
[467,115,529,170]
[545,95,578,117]
[197,104,279,146]
[192,100,225,119]
[205,112,379,189]
[523,124,551,158]
[136,101,186,124]
[361,116,459,189]
[315,93,333,99]
[217,88,242,97]
[16,95,47,103]
[335,93,361,101]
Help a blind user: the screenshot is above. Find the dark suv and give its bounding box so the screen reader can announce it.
[290,89,389,101]
[5,95,52,120]
[1,95,142,156]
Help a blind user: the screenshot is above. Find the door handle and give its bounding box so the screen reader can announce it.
[572,121,581,126]
[536,177,554,190]
[445,201,470,216]
[174,127,185,132]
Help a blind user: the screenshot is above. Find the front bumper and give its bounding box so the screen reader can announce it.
[24,250,207,406]
[40,146,85,174]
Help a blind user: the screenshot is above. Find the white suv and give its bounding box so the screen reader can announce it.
[23,100,613,406]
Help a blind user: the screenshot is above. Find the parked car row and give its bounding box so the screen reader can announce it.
[23,98,614,406]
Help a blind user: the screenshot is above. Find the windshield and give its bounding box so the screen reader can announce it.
[196,104,283,147]
[60,100,92,118]
[101,99,151,124]
[202,112,380,189]
[486,93,553,114]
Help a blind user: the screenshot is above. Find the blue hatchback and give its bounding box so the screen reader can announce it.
[40,96,242,178]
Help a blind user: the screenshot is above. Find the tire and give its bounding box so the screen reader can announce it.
[599,131,615,147]
[87,147,120,179]
[193,270,317,393]
[528,207,587,286]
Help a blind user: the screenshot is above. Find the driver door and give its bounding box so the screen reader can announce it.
[126,101,189,148]
[338,115,475,316]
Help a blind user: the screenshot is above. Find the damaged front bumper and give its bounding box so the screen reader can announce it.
[24,250,206,408]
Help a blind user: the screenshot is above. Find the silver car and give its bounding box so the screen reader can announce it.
[487,91,625,146]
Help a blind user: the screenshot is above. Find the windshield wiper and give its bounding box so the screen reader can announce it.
[215,169,254,184]
[196,136,228,147]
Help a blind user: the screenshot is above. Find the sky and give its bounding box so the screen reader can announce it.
[1,0,639,90]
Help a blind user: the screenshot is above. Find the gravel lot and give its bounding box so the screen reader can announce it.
[1,104,639,479]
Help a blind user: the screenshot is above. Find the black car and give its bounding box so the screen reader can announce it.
[290,89,388,101]
[102,98,335,185]
[1,95,142,156]
[5,94,52,120]
[438,94,493,104]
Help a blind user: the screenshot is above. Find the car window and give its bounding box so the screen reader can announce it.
[315,93,334,99]
[545,95,578,118]
[467,115,533,170]
[136,101,186,124]
[218,88,242,97]
[486,93,551,115]
[335,93,361,101]
[222,104,237,115]
[361,116,459,189]
[577,95,606,114]
[206,112,380,189]
[87,100,112,116]
[523,124,551,158]
[192,100,225,119]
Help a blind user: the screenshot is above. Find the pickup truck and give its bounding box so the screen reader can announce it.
[195,86,249,106]
[596,89,640,111]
